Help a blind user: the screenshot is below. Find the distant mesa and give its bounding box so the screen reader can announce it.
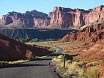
[0,5,104,29]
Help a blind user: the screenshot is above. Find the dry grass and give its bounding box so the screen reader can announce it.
[52,55,99,78]
[26,41,58,53]
[51,41,91,54]
[26,41,92,55]
[0,60,29,67]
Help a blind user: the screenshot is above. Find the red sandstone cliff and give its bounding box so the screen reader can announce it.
[60,21,104,42]
[0,11,49,28]
[0,5,104,29]
[48,5,104,29]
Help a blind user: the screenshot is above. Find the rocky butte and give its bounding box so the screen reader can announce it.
[0,5,104,29]
[0,11,50,28]
[48,5,104,29]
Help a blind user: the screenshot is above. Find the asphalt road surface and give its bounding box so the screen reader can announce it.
[0,45,63,78]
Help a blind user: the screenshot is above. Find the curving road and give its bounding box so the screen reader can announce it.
[0,44,63,78]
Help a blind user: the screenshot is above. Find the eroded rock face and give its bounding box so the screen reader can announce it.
[0,33,52,61]
[0,5,104,29]
[0,11,49,28]
[49,5,104,29]
[33,18,50,28]
[60,22,104,42]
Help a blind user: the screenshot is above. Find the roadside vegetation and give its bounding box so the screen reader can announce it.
[0,60,29,67]
[26,41,104,78]
[0,55,51,68]
[51,55,100,78]
[0,41,56,68]
[50,41,104,78]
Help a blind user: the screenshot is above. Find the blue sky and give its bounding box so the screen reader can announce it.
[0,0,104,18]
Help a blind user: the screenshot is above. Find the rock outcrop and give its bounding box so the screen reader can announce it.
[60,21,104,42]
[0,33,52,61]
[48,5,104,29]
[74,39,104,62]
[0,10,49,28]
[0,5,104,29]
[74,39,104,78]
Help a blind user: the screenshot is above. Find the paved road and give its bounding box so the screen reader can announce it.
[0,45,63,78]
[0,57,59,78]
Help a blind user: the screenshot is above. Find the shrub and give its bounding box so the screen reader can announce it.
[86,61,100,66]
[0,61,8,67]
[57,55,64,59]
[66,60,72,65]
[30,38,39,42]
[52,56,100,78]
[0,60,29,67]
[84,66,99,78]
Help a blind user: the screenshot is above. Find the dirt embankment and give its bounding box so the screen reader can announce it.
[0,33,53,61]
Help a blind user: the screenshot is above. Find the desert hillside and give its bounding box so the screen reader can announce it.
[54,20,104,78]
[60,21,104,42]
[0,33,52,61]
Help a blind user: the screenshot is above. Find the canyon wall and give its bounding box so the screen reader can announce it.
[0,5,104,29]
[60,21,104,42]
[0,10,49,28]
[48,5,104,29]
